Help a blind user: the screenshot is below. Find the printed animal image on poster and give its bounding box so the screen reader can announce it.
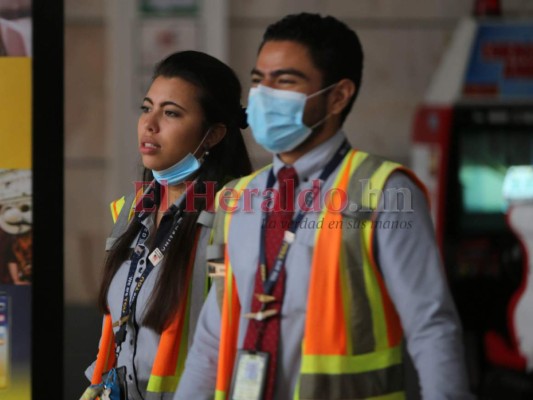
[0,170,31,285]
[0,0,32,57]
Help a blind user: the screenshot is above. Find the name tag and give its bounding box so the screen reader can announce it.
[229,350,269,400]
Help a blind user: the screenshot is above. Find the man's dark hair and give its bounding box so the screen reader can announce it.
[261,13,364,124]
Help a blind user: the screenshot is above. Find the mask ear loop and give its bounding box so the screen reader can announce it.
[194,128,212,163]
[306,82,338,130]
[306,82,338,100]
[309,113,332,130]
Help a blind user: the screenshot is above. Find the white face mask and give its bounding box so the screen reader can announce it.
[246,83,336,153]
[152,131,209,185]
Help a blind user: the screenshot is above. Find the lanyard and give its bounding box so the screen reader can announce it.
[258,140,350,295]
[114,202,185,349]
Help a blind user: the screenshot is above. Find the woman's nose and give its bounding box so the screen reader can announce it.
[144,112,159,133]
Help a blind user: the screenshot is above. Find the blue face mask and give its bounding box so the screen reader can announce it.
[247,83,336,153]
[152,132,209,186]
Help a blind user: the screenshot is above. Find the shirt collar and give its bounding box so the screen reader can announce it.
[139,180,189,229]
[272,130,347,183]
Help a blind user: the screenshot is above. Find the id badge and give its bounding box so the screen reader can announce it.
[101,366,128,400]
[229,350,269,400]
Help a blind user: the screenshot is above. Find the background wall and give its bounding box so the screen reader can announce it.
[63,0,533,397]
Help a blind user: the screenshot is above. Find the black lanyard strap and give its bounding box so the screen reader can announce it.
[259,140,351,295]
[114,201,186,348]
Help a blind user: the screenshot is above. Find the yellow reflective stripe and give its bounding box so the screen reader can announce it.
[146,375,179,393]
[363,220,388,350]
[215,390,227,400]
[222,166,270,243]
[360,162,403,351]
[361,223,388,350]
[339,246,353,355]
[300,344,402,374]
[293,378,300,400]
[208,188,224,250]
[347,150,370,175]
[129,189,145,221]
[361,162,401,210]
[110,196,125,223]
[341,150,369,355]
[368,391,405,400]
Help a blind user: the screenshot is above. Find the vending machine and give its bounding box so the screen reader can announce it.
[411,0,533,394]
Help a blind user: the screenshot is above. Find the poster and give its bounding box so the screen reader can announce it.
[0,1,32,398]
[463,22,533,98]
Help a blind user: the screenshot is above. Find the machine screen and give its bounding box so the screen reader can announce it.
[458,128,533,230]
[459,129,533,214]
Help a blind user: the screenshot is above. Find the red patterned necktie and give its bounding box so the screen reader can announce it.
[243,166,298,400]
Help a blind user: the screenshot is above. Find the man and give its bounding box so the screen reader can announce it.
[176,13,473,400]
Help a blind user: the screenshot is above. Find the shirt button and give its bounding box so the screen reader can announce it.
[139,259,145,265]
[130,339,134,345]
[128,374,133,381]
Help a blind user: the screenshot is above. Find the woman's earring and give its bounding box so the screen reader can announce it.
[199,148,209,163]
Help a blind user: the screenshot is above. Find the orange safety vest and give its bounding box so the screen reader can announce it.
[91,193,200,400]
[213,149,427,400]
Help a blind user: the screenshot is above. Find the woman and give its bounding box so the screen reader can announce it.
[82,50,252,400]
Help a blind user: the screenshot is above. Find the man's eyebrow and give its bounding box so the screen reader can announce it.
[250,68,264,77]
[250,68,309,81]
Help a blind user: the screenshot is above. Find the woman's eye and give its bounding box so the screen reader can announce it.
[165,110,179,118]
[140,105,150,113]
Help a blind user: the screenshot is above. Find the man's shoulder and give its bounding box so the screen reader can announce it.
[355,149,403,167]
[221,165,271,190]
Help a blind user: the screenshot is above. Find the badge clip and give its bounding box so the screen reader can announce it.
[207,262,226,278]
[112,315,129,328]
[255,293,276,303]
[284,230,295,244]
[244,309,278,321]
[134,245,144,256]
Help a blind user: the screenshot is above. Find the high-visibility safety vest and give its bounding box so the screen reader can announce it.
[213,149,427,400]
[91,192,201,400]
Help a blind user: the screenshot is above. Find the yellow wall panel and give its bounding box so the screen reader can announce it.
[0,58,31,169]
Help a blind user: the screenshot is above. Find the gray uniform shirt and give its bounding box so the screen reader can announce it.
[85,199,210,400]
[176,131,474,400]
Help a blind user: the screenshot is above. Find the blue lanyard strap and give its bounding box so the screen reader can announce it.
[259,140,351,295]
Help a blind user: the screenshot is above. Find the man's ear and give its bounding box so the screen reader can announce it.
[328,79,356,116]
[205,123,227,150]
